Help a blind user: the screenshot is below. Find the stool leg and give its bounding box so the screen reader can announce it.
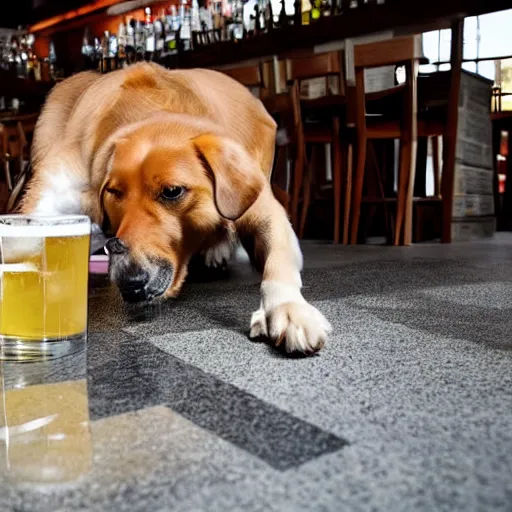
[432,136,441,198]
[291,145,305,233]
[332,118,342,244]
[350,68,367,245]
[299,155,313,239]
[343,141,353,245]
[350,135,367,244]
[395,59,418,246]
[395,140,410,245]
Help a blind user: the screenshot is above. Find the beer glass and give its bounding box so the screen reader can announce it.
[0,215,91,361]
[0,350,92,483]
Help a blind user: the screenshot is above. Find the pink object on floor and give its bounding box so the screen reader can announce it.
[89,255,109,274]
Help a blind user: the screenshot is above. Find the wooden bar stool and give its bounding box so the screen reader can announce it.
[347,35,422,245]
[284,51,348,243]
[5,114,39,212]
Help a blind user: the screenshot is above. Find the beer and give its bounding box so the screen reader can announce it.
[0,216,91,361]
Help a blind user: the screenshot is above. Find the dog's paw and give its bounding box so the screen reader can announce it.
[203,239,234,269]
[266,302,331,355]
[249,307,268,339]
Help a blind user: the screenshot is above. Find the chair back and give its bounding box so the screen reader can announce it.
[285,51,345,99]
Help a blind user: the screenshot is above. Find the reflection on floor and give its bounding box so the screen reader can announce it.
[2,235,512,511]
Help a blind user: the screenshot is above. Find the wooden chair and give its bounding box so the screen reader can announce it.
[284,51,347,243]
[0,114,38,213]
[347,35,422,245]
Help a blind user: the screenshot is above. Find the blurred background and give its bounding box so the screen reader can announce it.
[1,0,511,245]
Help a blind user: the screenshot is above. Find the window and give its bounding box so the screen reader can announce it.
[421,9,512,109]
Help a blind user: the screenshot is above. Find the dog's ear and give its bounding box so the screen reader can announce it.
[193,134,266,221]
[92,137,129,231]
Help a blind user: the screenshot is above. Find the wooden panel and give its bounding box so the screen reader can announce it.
[354,36,420,69]
[286,52,341,81]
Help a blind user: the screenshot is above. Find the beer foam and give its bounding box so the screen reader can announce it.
[0,215,91,237]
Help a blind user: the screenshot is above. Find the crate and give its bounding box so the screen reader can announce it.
[457,109,492,148]
[454,164,494,196]
[451,217,496,241]
[453,194,495,218]
[455,139,493,170]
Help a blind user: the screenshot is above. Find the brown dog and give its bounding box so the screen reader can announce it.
[21,62,331,354]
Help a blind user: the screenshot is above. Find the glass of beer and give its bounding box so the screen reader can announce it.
[0,215,91,362]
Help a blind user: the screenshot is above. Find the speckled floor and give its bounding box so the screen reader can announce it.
[1,235,512,511]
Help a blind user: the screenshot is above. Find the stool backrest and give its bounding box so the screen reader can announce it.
[345,35,421,126]
[285,51,345,98]
[353,36,421,70]
[215,61,279,101]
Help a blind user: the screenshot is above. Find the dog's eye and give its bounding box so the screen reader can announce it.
[161,186,185,201]
[105,187,123,199]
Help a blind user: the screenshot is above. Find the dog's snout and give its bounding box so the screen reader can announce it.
[105,237,128,255]
[119,267,151,291]
[107,242,174,303]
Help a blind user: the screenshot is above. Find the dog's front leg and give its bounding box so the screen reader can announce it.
[237,186,331,355]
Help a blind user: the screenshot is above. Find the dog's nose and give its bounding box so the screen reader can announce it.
[105,237,127,255]
[117,267,151,302]
[120,268,150,291]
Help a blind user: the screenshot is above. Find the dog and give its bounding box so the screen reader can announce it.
[20,62,331,355]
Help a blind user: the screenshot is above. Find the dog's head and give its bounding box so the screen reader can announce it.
[98,122,265,303]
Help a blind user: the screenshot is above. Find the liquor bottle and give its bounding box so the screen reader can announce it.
[117,22,127,68]
[200,2,213,31]
[165,7,179,55]
[109,32,118,69]
[100,31,109,72]
[293,0,301,25]
[48,40,57,79]
[126,18,136,64]
[321,0,331,15]
[134,20,145,60]
[301,0,312,24]
[247,0,259,35]
[81,27,94,62]
[180,4,192,51]
[144,10,156,60]
[277,0,288,27]
[264,0,274,31]
[171,4,181,32]
[191,0,201,34]
[33,56,42,81]
[212,0,223,31]
[311,0,321,20]
[25,33,36,80]
[154,13,165,60]
[231,0,245,40]
[93,37,101,65]
[179,0,187,28]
